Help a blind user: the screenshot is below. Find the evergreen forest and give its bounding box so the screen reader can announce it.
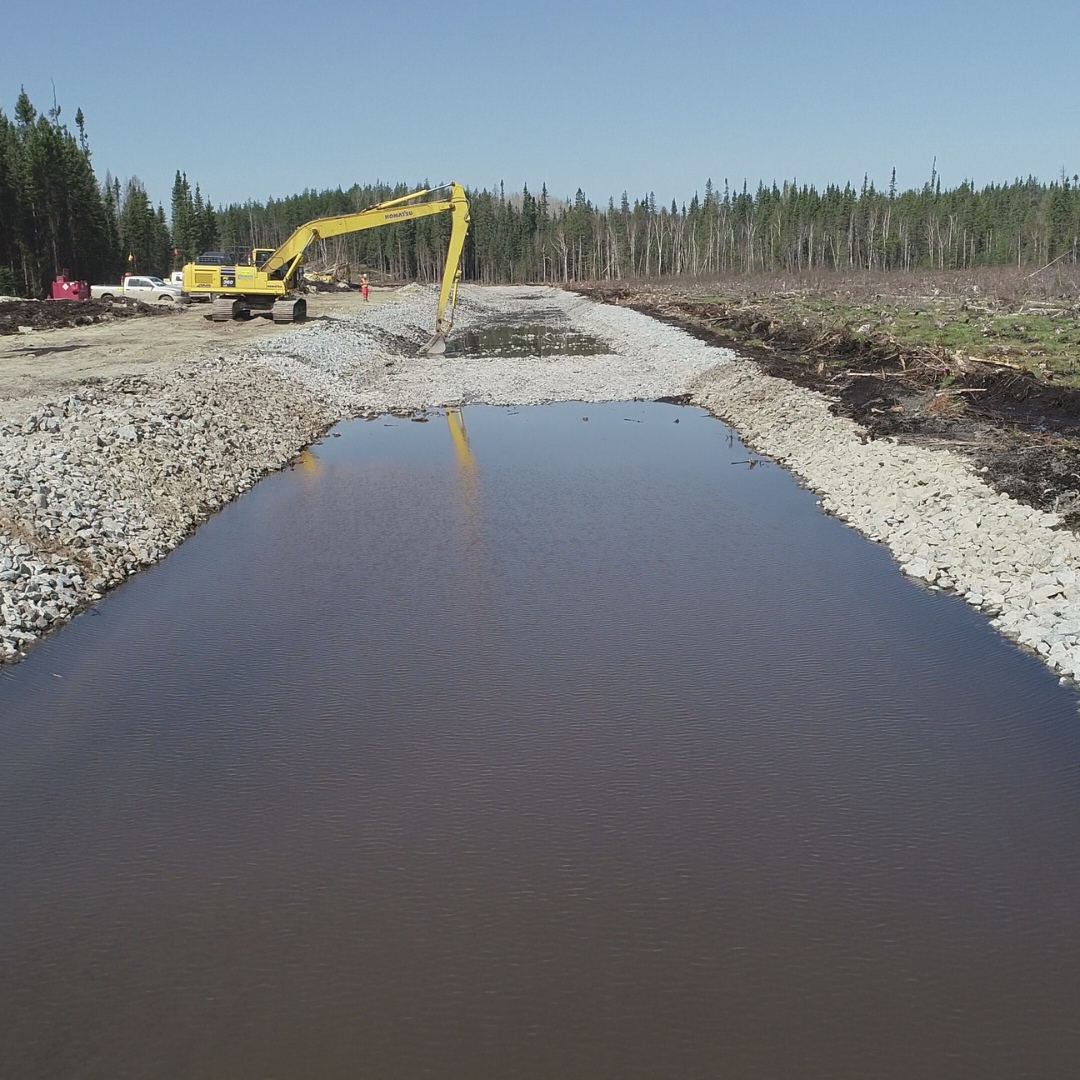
[4,91,1080,296]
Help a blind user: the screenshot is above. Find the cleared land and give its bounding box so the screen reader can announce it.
[571,268,1080,525]
[0,289,391,422]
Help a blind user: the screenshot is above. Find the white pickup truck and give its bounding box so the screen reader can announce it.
[90,276,183,303]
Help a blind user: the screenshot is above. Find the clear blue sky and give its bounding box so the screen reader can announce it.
[2,0,1076,213]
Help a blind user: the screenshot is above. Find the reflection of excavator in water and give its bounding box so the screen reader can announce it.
[445,407,483,547]
[446,408,476,483]
[181,183,470,354]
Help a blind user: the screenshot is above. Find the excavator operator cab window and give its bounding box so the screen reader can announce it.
[195,252,237,266]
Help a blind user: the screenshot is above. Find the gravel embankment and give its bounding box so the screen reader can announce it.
[244,283,722,411]
[0,366,337,660]
[691,367,1080,681]
[2,283,1079,683]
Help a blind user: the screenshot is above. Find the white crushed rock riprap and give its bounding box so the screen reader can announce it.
[245,285,735,411]
[691,362,1080,681]
[0,363,335,661]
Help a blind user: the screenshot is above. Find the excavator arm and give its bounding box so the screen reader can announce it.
[260,183,470,351]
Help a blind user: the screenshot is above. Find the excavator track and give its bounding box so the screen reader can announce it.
[211,297,251,321]
[272,297,307,324]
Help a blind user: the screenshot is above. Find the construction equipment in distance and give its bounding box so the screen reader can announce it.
[181,183,470,354]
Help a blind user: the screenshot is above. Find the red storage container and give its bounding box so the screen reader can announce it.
[50,272,89,301]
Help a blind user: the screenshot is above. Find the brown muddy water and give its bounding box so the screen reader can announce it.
[1,401,1079,1080]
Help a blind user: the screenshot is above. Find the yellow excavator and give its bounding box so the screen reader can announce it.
[181,182,470,354]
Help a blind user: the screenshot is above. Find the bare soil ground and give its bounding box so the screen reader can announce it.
[0,289,392,424]
[569,269,1080,527]
[0,297,177,335]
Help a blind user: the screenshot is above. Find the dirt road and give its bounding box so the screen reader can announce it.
[0,290,394,423]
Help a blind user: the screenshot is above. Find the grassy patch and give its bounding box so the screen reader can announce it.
[664,269,1080,386]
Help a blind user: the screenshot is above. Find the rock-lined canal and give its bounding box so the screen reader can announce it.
[2,400,1079,1078]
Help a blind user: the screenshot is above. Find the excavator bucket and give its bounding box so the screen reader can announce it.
[420,333,447,356]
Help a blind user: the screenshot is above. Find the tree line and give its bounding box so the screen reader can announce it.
[0,91,115,295]
[0,91,225,293]
[4,90,1080,296]
[456,170,1080,283]
[211,170,1080,285]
